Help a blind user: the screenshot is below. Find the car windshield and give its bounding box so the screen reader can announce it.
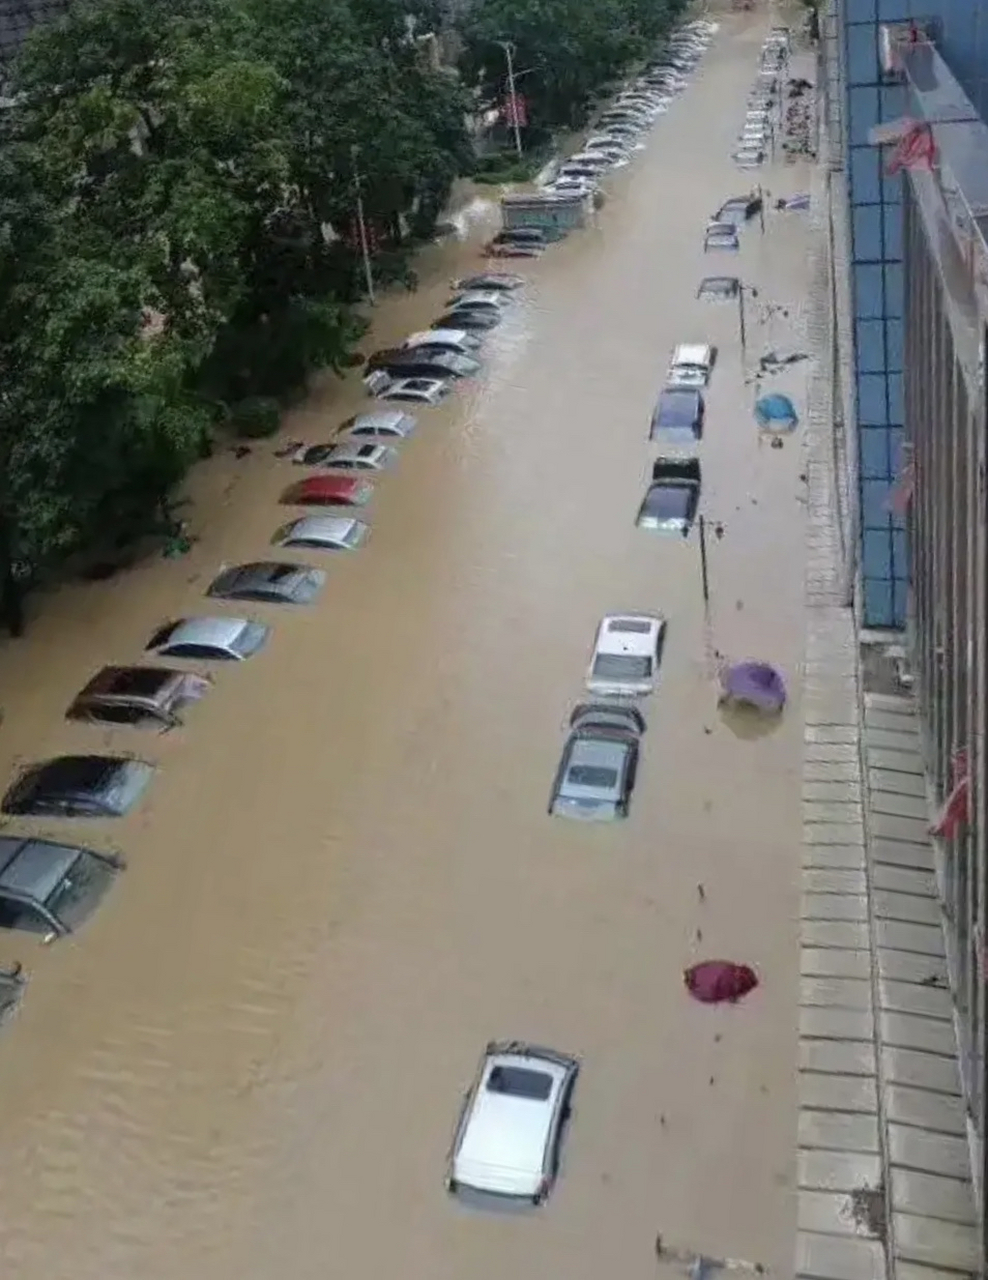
[486,1065,553,1101]
[592,654,652,679]
[44,851,117,932]
[567,764,620,789]
[646,484,693,519]
[232,622,268,656]
[657,395,697,427]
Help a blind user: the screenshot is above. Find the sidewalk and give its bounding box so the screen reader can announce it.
[796,139,980,1280]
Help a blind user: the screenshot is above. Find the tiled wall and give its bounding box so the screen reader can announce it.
[837,0,988,627]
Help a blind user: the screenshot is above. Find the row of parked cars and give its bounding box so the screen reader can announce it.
[733,26,791,169]
[540,24,713,202]
[446,18,720,1212]
[0,274,537,949]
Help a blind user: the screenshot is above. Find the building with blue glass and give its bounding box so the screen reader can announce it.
[824,0,988,1257]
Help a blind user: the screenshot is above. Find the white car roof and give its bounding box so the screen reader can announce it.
[350,410,414,433]
[281,516,361,544]
[330,442,389,461]
[161,617,251,650]
[673,343,712,366]
[386,377,446,396]
[595,613,664,659]
[405,329,469,348]
[455,1050,569,1196]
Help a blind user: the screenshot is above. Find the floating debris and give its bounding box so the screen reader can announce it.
[656,1235,766,1277]
[684,961,759,1004]
[755,393,799,432]
[719,660,787,713]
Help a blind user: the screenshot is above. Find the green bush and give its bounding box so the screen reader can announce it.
[232,396,282,438]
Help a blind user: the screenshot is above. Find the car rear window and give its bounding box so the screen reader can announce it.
[647,485,693,519]
[486,1066,553,1100]
[567,764,620,789]
[608,619,653,634]
[593,654,652,679]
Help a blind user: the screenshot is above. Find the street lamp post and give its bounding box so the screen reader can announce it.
[737,283,748,360]
[350,144,376,304]
[496,40,523,158]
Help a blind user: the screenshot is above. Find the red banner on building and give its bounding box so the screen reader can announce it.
[503,93,527,128]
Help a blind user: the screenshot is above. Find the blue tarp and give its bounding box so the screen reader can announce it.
[755,393,798,430]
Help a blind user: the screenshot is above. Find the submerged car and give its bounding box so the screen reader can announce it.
[273,516,368,552]
[697,275,740,302]
[483,240,544,259]
[0,837,123,939]
[404,329,481,356]
[447,289,510,311]
[365,373,453,404]
[433,310,501,332]
[0,964,25,1024]
[146,616,270,661]
[549,703,645,821]
[715,194,762,226]
[704,221,739,251]
[650,388,704,450]
[586,614,666,698]
[67,665,212,728]
[365,350,479,382]
[207,561,325,605]
[452,273,524,292]
[339,410,417,439]
[637,457,701,536]
[317,442,396,471]
[667,342,715,389]
[2,755,155,818]
[446,1040,579,1203]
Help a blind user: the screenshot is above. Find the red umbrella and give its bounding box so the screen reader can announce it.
[685,961,759,1004]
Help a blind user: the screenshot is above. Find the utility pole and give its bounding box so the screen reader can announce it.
[737,283,748,360]
[350,145,376,304]
[497,40,523,157]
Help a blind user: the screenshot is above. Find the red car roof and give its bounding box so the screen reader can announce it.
[282,475,367,505]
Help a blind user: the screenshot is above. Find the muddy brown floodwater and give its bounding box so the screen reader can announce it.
[0,12,817,1280]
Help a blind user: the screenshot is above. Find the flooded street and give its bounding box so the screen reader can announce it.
[0,14,816,1280]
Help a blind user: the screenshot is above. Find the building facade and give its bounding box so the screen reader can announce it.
[826,0,988,1257]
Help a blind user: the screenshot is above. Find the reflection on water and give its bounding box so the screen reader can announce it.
[0,15,815,1280]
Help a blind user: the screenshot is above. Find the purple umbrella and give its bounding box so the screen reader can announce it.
[719,661,786,713]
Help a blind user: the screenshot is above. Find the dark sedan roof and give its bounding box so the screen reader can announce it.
[0,836,87,904]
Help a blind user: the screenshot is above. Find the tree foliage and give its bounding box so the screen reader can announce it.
[0,0,470,617]
[459,0,688,130]
[0,0,683,628]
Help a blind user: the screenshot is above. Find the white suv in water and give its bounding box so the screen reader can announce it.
[446,1040,579,1204]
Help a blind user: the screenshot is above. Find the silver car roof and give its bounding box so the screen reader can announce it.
[282,516,360,542]
[350,410,415,433]
[329,442,389,461]
[159,616,252,650]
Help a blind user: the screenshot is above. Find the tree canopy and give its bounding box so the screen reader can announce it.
[458,0,688,131]
[0,0,684,629]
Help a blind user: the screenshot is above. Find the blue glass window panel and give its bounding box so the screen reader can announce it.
[879,84,905,122]
[855,263,885,317]
[888,372,904,422]
[856,319,887,372]
[886,318,904,370]
[849,87,880,146]
[852,204,883,259]
[846,0,876,19]
[891,503,906,532]
[863,477,893,527]
[860,426,890,478]
[883,204,903,258]
[864,577,894,628]
[892,528,908,579]
[863,529,892,579]
[847,23,878,86]
[884,263,903,317]
[882,168,903,205]
[888,425,905,474]
[877,0,910,20]
[857,372,888,424]
[892,578,908,628]
[851,149,881,204]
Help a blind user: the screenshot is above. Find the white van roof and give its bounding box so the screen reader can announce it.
[672,343,712,366]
